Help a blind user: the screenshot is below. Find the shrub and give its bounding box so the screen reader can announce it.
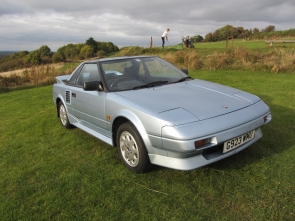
[52,52,65,63]
[0,58,26,72]
[96,50,107,57]
[0,64,70,92]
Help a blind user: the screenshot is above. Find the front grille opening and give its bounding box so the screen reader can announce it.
[202,144,224,160]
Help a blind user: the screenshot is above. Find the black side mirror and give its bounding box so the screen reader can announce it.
[181,68,189,75]
[83,81,104,91]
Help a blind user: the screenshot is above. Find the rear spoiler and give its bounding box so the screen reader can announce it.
[55,75,70,84]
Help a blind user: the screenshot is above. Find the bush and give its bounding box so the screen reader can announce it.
[0,58,26,72]
[96,50,107,57]
[0,64,70,92]
[52,52,65,62]
[116,46,295,73]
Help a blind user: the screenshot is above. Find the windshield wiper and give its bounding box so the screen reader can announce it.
[174,76,192,83]
[133,81,168,90]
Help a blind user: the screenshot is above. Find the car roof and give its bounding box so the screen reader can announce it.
[83,55,157,63]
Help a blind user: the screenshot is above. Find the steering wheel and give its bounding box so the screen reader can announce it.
[110,77,131,89]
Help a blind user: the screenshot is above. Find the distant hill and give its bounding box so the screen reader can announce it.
[0,51,18,60]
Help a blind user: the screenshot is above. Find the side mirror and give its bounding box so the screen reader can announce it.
[83,81,104,91]
[181,68,189,75]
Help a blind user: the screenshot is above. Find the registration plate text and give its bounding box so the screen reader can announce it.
[223,130,255,153]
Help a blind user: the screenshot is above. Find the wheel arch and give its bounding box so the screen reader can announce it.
[56,97,62,118]
[112,116,129,147]
[111,110,152,150]
[55,95,67,118]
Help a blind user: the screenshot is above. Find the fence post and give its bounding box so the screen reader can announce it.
[150,37,153,48]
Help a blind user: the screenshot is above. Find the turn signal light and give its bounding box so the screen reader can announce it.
[263,116,267,123]
[195,139,208,149]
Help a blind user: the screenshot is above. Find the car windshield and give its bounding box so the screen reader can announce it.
[100,57,189,91]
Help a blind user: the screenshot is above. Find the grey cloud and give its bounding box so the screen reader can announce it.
[0,0,294,51]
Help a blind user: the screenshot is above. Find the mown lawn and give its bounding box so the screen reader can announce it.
[0,70,294,220]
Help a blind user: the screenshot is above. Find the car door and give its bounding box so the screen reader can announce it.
[70,63,108,131]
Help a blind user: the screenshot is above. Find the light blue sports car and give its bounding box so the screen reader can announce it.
[53,56,271,173]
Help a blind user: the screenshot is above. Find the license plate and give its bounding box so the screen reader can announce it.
[223,130,255,153]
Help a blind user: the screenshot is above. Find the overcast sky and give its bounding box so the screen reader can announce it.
[0,0,294,51]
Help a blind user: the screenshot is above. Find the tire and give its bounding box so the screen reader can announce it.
[58,101,71,128]
[117,122,151,173]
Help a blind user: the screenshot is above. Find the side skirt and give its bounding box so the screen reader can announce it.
[68,114,113,146]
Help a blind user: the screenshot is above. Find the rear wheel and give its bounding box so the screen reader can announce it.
[58,101,71,128]
[117,122,151,173]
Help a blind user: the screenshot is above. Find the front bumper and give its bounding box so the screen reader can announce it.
[149,127,263,170]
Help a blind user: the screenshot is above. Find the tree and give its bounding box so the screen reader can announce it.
[38,45,51,57]
[263,25,275,32]
[52,52,65,62]
[15,51,29,58]
[64,44,78,60]
[76,43,85,55]
[218,25,234,40]
[191,35,204,43]
[57,46,66,57]
[204,33,213,42]
[253,28,260,34]
[85,37,98,52]
[53,38,119,61]
[25,52,42,65]
[105,42,119,53]
[212,30,220,42]
[236,27,245,35]
[79,45,94,59]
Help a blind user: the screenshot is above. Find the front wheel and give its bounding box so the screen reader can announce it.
[58,101,71,128]
[117,122,151,173]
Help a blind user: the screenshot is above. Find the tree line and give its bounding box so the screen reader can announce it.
[180,25,295,43]
[193,25,295,43]
[0,37,119,72]
[52,37,119,62]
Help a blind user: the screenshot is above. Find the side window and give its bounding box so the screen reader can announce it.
[76,64,100,87]
[67,65,83,85]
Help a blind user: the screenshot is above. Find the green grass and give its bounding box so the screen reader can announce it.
[1,70,295,220]
[195,40,266,49]
[170,39,295,51]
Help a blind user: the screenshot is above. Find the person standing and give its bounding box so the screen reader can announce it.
[184,36,189,48]
[161,28,170,48]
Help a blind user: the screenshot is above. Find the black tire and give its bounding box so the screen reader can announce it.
[58,101,71,128]
[117,122,151,173]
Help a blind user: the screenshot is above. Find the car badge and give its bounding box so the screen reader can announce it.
[222,105,228,109]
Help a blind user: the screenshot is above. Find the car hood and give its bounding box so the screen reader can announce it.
[116,79,261,125]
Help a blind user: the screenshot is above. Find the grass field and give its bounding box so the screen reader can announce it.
[0,70,295,220]
[169,39,295,50]
[194,40,266,49]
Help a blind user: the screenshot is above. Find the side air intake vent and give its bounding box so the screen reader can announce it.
[65,91,71,104]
